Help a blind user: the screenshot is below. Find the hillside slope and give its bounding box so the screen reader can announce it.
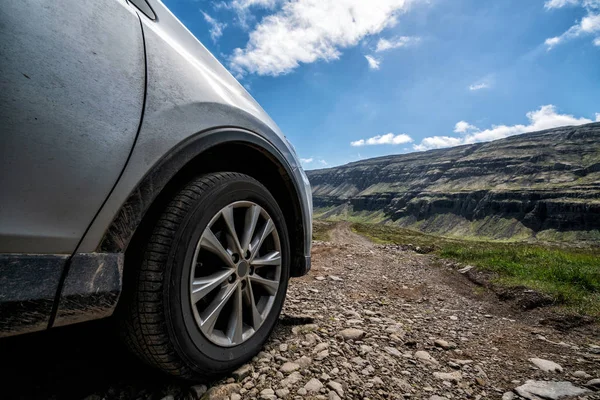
[307,122,600,242]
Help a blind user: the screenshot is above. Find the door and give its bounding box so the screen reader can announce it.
[0,0,146,254]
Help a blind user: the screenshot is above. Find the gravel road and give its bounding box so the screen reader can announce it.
[2,223,599,400]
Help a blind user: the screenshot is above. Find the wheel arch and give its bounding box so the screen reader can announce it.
[100,128,307,278]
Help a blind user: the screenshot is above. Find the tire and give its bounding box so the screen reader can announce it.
[121,172,290,380]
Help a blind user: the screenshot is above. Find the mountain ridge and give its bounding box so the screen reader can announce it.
[307,122,600,242]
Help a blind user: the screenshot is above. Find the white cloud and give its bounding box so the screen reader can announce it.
[351,133,413,146]
[365,55,381,70]
[544,1,600,48]
[375,36,419,52]
[454,121,478,133]
[229,0,417,76]
[203,12,227,42]
[413,105,596,151]
[300,157,314,163]
[544,0,579,9]
[468,82,490,91]
[319,159,329,165]
[413,136,464,151]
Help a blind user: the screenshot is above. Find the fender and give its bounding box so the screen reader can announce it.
[100,127,307,255]
[51,127,310,328]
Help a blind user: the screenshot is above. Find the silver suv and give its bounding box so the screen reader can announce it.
[0,0,312,380]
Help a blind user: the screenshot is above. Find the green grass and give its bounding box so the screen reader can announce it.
[313,220,336,241]
[351,222,600,317]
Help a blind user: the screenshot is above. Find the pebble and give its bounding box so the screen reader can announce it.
[327,381,344,397]
[501,392,515,400]
[304,378,324,392]
[515,380,590,399]
[280,362,300,373]
[528,358,563,373]
[203,383,241,400]
[190,384,208,399]
[384,346,403,357]
[573,370,591,379]
[434,339,457,350]
[587,378,600,388]
[232,364,252,381]
[313,342,329,353]
[339,328,365,340]
[275,389,289,397]
[433,371,462,383]
[415,350,439,365]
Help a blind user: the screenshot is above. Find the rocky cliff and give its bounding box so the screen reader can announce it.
[307,122,600,241]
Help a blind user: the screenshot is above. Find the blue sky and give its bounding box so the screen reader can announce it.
[164,0,600,169]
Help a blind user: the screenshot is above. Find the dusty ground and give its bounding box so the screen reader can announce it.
[2,223,599,400]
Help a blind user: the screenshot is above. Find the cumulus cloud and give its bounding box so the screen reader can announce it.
[544,0,579,9]
[351,133,413,146]
[203,12,227,42]
[413,105,597,151]
[544,1,600,48]
[454,121,478,133]
[468,82,490,91]
[375,36,420,52]
[365,55,381,70]
[229,0,417,76]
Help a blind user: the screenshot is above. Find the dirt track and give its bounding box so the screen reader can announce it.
[2,223,599,399]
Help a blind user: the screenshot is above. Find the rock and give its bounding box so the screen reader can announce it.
[160,396,174,400]
[528,358,563,373]
[371,376,384,386]
[449,316,458,321]
[433,371,462,382]
[276,389,290,397]
[429,396,448,400]
[260,388,275,396]
[384,324,404,335]
[304,378,323,393]
[384,346,402,357]
[573,370,591,379]
[230,394,241,400]
[458,265,474,273]
[295,355,312,367]
[292,324,318,334]
[313,342,329,353]
[329,275,343,281]
[434,339,456,350]
[415,351,439,365]
[501,392,515,400]
[315,276,326,281]
[328,392,341,400]
[514,380,591,399]
[190,384,208,399]
[280,362,300,373]
[360,344,373,354]
[279,343,288,352]
[339,328,365,340]
[203,383,242,400]
[587,378,600,388]
[281,372,303,387]
[232,364,252,381]
[297,388,308,395]
[315,350,329,360]
[327,381,344,397]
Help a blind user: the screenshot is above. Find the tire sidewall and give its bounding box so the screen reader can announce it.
[165,177,290,372]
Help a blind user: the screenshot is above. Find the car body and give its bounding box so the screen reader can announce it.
[0,0,311,372]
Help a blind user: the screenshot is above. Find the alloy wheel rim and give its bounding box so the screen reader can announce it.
[189,201,282,347]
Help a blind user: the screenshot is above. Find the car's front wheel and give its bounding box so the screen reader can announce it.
[121,172,290,380]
